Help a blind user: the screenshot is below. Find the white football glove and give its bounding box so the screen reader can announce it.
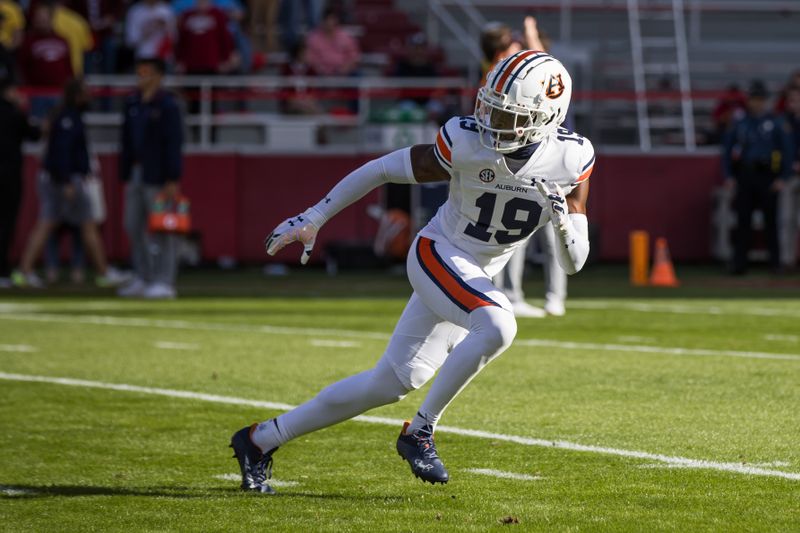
[536,182,569,235]
[265,210,321,265]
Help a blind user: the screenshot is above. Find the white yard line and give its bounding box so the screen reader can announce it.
[0,344,36,353]
[639,461,790,470]
[1,371,798,482]
[309,339,361,348]
[3,299,799,319]
[764,334,799,343]
[213,473,299,487]
[154,341,200,351]
[616,336,656,343]
[0,313,389,340]
[514,338,800,362]
[0,486,37,496]
[568,301,800,319]
[2,313,799,363]
[465,468,542,481]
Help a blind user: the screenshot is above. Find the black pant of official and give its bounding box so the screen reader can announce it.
[0,175,23,278]
[732,171,780,273]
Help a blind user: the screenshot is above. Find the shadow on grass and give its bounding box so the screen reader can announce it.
[0,484,210,499]
[1,484,408,502]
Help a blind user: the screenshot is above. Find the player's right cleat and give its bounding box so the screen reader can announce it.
[396,421,449,484]
[230,424,277,494]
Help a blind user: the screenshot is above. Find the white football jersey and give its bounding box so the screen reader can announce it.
[418,115,595,276]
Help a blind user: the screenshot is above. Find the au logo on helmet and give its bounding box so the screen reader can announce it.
[545,74,565,99]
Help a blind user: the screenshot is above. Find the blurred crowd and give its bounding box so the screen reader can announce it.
[0,0,350,80]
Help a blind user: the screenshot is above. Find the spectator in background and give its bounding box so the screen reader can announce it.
[0,0,25,50]
[0,39,12,81]
[19,4,72,116]
[278,0,322,51]
[50,0,93,75]
[66,0,119,73]
[0,80,40,289]
[708,84,746,145]
[779,87,800,269]
[393,32,437,79]
[175,0,237,74]
[118,57,184,299]
[249,0,279,53]
[125,0,176,61]
[305,7,359,77]
[174,0,251,72]
[390,32,450,123]
[722,80,795,275]
[12,78,124,288]
[775,70,800,114]
[280,37,322,115]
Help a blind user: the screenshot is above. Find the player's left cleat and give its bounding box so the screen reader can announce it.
[230,424,277,494]
[396,421,449,484]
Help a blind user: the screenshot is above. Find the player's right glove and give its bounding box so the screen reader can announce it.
[265,209,322,265]
[535,181,569,235]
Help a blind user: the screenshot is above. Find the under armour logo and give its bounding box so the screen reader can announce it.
[324,197,331,204]
[414,459,434,472]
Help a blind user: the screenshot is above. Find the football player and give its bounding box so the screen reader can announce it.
[231,51,595,493]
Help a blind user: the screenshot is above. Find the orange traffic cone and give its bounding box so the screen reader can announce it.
[649,238,680,287]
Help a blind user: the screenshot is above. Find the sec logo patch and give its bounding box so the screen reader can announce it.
[479,169,495,183]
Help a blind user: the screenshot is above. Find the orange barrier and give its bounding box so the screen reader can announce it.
[629,230,650,286]
[649,237,680,287]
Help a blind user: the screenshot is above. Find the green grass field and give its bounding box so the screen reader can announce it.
[1,267,799,531]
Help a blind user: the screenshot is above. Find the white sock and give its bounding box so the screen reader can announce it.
[407,306,516,434]
[251,358,409,453]
[406,411,439,434]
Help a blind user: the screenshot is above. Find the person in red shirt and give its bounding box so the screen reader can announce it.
[305,8,360,77]
[175,0,237,74]
[18,4,73,87]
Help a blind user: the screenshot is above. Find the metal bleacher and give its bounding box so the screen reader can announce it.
[402,0,800,150]
[77,0,799,153]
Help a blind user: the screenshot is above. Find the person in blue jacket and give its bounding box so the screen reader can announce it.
[118,57,184,299]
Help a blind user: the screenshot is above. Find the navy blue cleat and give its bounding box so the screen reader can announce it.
[230,424,277,494]
[396,421,449,484]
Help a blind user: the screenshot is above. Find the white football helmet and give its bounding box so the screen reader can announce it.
[475,50,572,152]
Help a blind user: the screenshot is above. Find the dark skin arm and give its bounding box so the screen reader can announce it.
[565,180,589,215]
[409,144,451,183]
[410,143,591,215]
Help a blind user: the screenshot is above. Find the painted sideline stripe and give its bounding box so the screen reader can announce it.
[3,300,799,319]
[0,486,37,496]
[1,371,798,482]
[0,344,36,353]
[465,468,542,481]
[2,313,799,363]
[568,301,800,319]
[309,339,361,348]
[0,313,389,340]
[515,339,800,362]
[764,334,799,343]
[154,341,200,351]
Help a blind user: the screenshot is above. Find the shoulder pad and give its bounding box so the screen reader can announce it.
[560,132,595,186]
[575,137,595,185]
[433,116,478,171]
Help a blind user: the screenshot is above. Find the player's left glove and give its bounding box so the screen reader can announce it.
[265,209,322,265]
[535,182,569,235]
